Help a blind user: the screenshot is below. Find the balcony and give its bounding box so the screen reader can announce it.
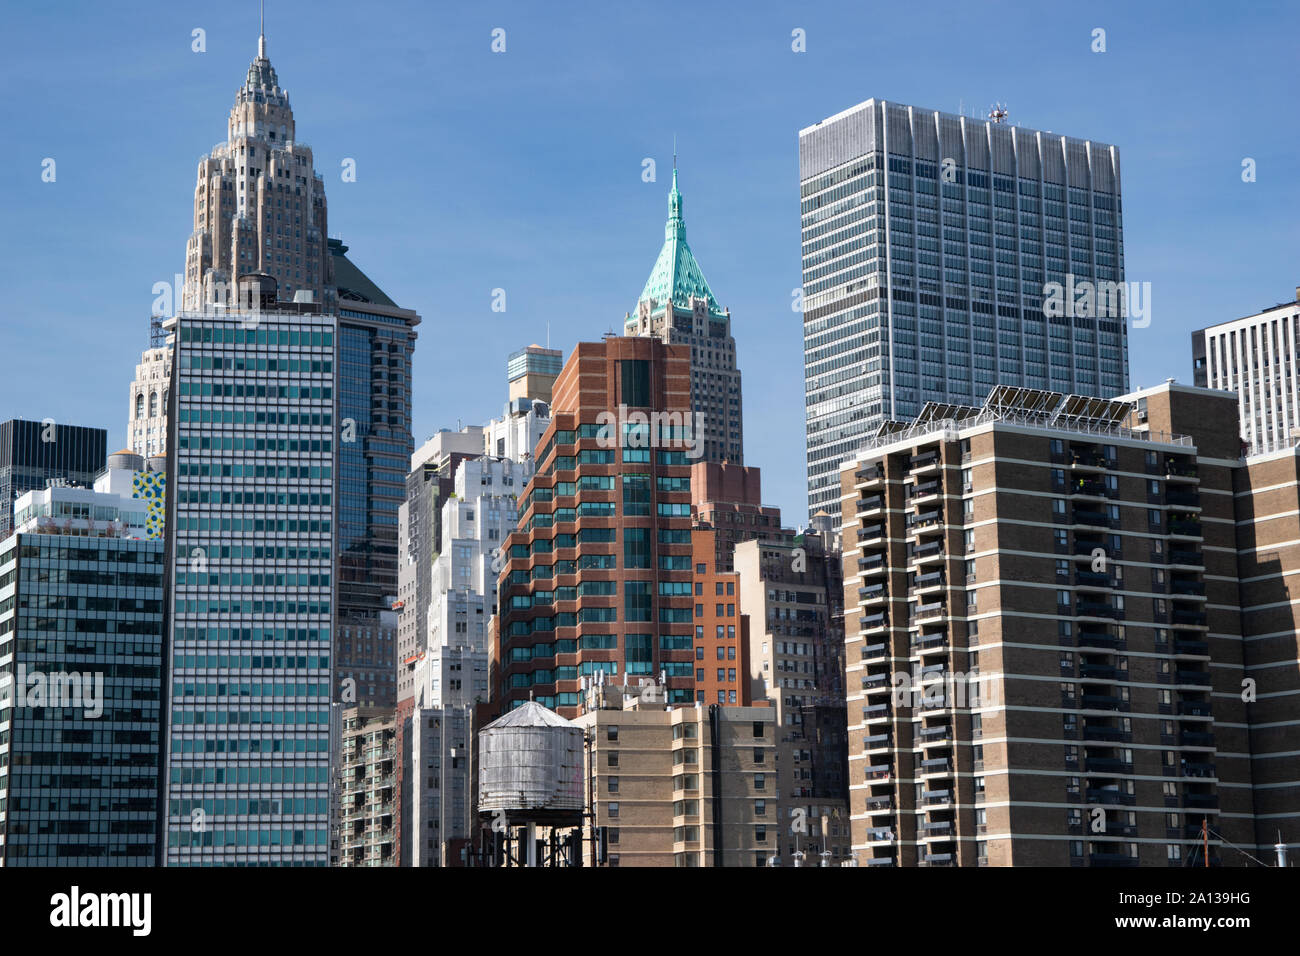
[1073,538,1107,557]
[1086,788,1135,806]
[862,703,891,722]
[914,632,948,654]
[863,733,892,752]
[1168,548,1203,568]
[860,611,889,635]
[911,541,945,566]
[1088,851,1138,867]
[914,569,945,592]
[1076,630,1122,651]
[914,600,946,621]
[1175,670,1211,687]
[858,523,887,547]
[918,724,952,744]
[1178,701,1213,718]
[1166,460,1198,480]
[912,479,942,500]
[1080,663,1120,680]
[862,641,889,662]
[911,511,945,537]
[866,826,895,843]
[1180,730,1215,748]
[859,554,886,576]
[1082,724,1127,742]
[921,852,955,866]
[856,464,885,485]
[861,672,891,692]
[1167,518,1203,539]
[1181,760,1217,779]
[1085,756,1133,774]
[919,821,954,838]
[1070,450,1107,471]
[1171,580,1206,597]
[858,583,887,605]
[909,450,941,472]
[1081,693,1126,711]
[865,795,893,811]
[864,764,892,781]
[1075,569,1114,589]
[1072,507,1110,528]
[1184,792,1218,809]
[1070,477,1107,498]
[857,494,886,515]
[919,758,953,776]
[922,789,953,807]
[1077,600,1121,620]
[1166,489,1201,509]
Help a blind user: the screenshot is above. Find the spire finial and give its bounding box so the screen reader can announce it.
[673,133,677,171]
[258,0,267,58]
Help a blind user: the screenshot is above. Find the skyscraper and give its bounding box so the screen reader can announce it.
[799,99,1130,520]
[161,278,336,865]
[0,483,165,866]
[625,169,744,465]
[182,27,332,311]
[1191,285,1300,455]
[0,419,107,538]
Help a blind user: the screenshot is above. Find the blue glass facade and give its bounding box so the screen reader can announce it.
[163,309,336,865]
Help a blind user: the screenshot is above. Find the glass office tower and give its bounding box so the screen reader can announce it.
[0,531,164,865]
[0,420,107,537]
[162,288,336,865]
[799,99,1130,520]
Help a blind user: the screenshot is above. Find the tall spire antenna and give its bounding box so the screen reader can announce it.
[673,133,677,170]
[258,0,266,58]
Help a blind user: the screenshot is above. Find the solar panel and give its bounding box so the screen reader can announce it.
[915,402,982,427]
[1054,394,1133,427]
[985,385,1065,419]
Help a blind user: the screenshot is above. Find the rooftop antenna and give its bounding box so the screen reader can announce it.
[258,0,267,57]
[989,103,1009,124]
[673,133,677,171]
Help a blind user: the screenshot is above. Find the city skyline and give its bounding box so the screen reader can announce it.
[3,0,1298,524]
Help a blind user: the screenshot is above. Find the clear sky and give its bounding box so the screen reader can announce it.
[1,0,1296,522]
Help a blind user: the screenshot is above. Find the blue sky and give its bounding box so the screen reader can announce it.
[1,0,1297,521]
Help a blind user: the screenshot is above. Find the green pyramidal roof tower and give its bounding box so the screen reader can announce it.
[636,168,724,317]
[625,164,744,465]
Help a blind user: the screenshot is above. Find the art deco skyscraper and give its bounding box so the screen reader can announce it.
[182,28,333,311]
[625,169,744,465]
[799,100,1131,520]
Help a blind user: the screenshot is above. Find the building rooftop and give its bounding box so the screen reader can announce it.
[636,168,722,317]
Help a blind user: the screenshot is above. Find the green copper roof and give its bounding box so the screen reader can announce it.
[636,169,723,317]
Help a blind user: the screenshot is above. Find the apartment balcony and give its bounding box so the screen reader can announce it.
[1080,663,1120,681]
[1179,730,1215,749]
[861,672,892,696]
[1181,760,1217,779]
[910,540,945,565]
[918,724,952,744]
[1082,723,1129,743]
[864,764,892,782]
[1088,850,1139,867]
[863,733,892,753]
[1085,756,1133,775]
[1070,450,1107,471]
[914,632,949,655]
[1184,791,1218,809]
[1070,477,1108,499]
[1072,507,1110,528]
[919,820,954,839]
[909,449,942,474]
[1075,630,1122,651]
[865,795,893,812]
[919,758,953,777]
[865,826,895,843]
[1073,537,1107,557]
[1165,489,1201,510]
[858,583,887,606]
[922,789,953,807]
[857,494,886,515]
[861,641,889,663]
[1075,569,1115,590]
[1171,580,1206,598]
[862,702,891,723]
[1085,788,1135,806]
[914,569,945,593]
[1178,700,1213,718]
[859,554,886,576]
[1175,670,1212,687]
[1167,518,1203,539]
[1076,600,1121,620]
[858,522,887,547]
[910,512,945,539]
[1081,693,1126,712]
[856,464,885,486]
[920,851,956,866]
[911,478,942,501]
[1165,460,1198,481]
[857,613,889,634]
[914,600,947,622]
[865,856,897,867]
[1167,548,1203,569]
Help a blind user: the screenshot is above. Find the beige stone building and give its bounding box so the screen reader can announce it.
[182,29,332,311]
[735,534,851,865]
[127,343,172,458]
[574,682,776,866]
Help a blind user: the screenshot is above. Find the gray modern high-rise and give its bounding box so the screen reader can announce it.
[799,99,1130,520]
